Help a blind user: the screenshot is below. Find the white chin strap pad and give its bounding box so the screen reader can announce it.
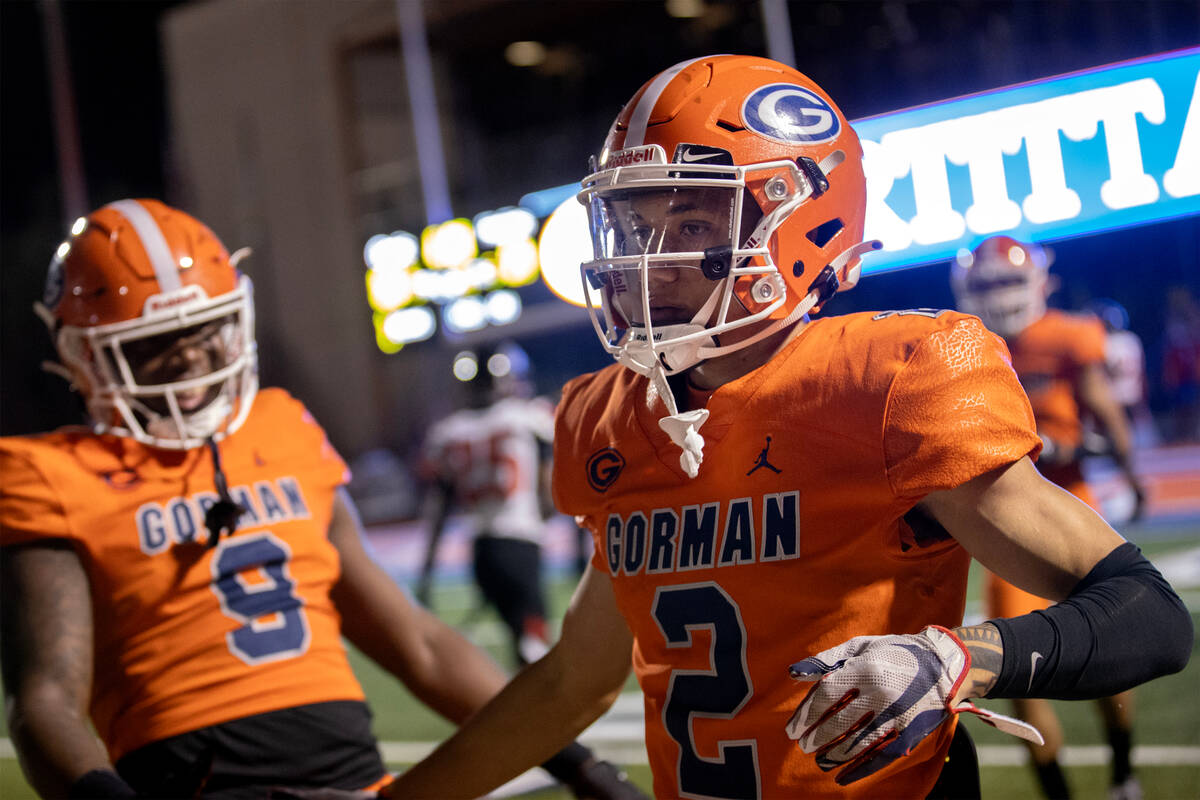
[658,408,710,479]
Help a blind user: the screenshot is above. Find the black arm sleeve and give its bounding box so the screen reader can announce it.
[987,542,1193,700]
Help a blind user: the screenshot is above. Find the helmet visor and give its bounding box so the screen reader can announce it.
[584,186,743,330]
[587,185,739,264]
[118,313,242,414]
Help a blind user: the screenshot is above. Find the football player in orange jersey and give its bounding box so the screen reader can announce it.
[952,236,1149,800]
[386,55,1190,800]
[0,200,646,799]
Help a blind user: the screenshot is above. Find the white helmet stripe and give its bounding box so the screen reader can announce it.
[105,199,182,292]
[624,56,710,148]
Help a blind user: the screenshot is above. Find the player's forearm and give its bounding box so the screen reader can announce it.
[385,644,618,798]
[403,614,512,723]
[8,687,115,798]
[987,543,1191,700]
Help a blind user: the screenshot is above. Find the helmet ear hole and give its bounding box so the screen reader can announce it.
[806,219,844,248]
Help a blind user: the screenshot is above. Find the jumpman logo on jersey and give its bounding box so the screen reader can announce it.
[747,435,782,475]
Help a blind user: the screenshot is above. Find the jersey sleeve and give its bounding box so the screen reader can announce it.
[884,315,1041,498]
[1068,314,1108,366]
[301,408,351,487]
[0,446,73,545]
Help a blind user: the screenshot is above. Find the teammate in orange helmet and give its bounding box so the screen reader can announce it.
[387,55,1189,799]
[952,236,1149,800]
[0,200,645,799]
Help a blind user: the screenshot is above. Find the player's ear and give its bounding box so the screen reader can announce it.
[1044,274,1061,298]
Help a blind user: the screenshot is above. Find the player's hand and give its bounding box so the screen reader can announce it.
[1129,479,1148,522]
[785,626,1042,785]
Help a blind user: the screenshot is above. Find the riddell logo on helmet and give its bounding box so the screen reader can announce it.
[603,146,661,169]
[145,285,208,314]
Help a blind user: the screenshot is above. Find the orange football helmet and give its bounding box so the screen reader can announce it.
[577,54,877,378]
[951,235,1053,338]
[36,199,258,448]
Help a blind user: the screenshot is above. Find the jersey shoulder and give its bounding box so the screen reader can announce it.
[556,363,640,448]
[1,428,129,485]
[795,309,988,388]
[231,387,347,478]
[1024,310,1107,363]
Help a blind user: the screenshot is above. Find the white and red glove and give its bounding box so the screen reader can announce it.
[785,625,1043,785]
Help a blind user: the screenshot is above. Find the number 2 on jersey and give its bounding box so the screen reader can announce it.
[211,533,311,664]
[652,583,761,800]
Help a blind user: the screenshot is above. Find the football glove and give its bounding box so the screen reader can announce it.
[785,625,1043,785]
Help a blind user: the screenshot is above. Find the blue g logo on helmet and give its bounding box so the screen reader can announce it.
[742,83,840,145]
[43,254,65,311]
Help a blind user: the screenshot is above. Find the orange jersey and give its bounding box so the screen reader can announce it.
[0,388,364,761]
[554,310,1040,799]
[1007,309,1106,450]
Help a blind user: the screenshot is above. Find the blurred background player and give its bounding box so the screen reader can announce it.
[1089,298,1156,451]
[0,200,644,800]
[952,235,1148,800]
[417,341,558,667]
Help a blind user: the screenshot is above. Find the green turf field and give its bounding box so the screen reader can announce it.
[3,534,1197,798]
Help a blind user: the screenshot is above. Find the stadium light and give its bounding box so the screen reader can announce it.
[505,41,546,68]
[365,262,414,312]
[452,350,479,381]
[496,238,539,285]
[421,219,477,270]
[537,195,598,308]
[475,206,538,248]
[443,295,488,333]
[375,306,436,353]
[364,231,419,270]
[485,289,522,325]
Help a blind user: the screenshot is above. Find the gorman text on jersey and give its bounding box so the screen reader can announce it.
[603,491,800,576]
[136,477,312,555]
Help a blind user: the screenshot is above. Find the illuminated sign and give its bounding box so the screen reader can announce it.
[856,46,1199,274]
[532,47,1199,300]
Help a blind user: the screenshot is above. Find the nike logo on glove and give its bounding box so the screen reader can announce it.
[845,643,943,752]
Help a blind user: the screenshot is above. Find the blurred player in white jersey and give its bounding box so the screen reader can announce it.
[1091,298,1156,449]
[418,341,557,666]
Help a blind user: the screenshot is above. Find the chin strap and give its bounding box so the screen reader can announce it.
[641,360,710,479]
[204,437,245,548]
